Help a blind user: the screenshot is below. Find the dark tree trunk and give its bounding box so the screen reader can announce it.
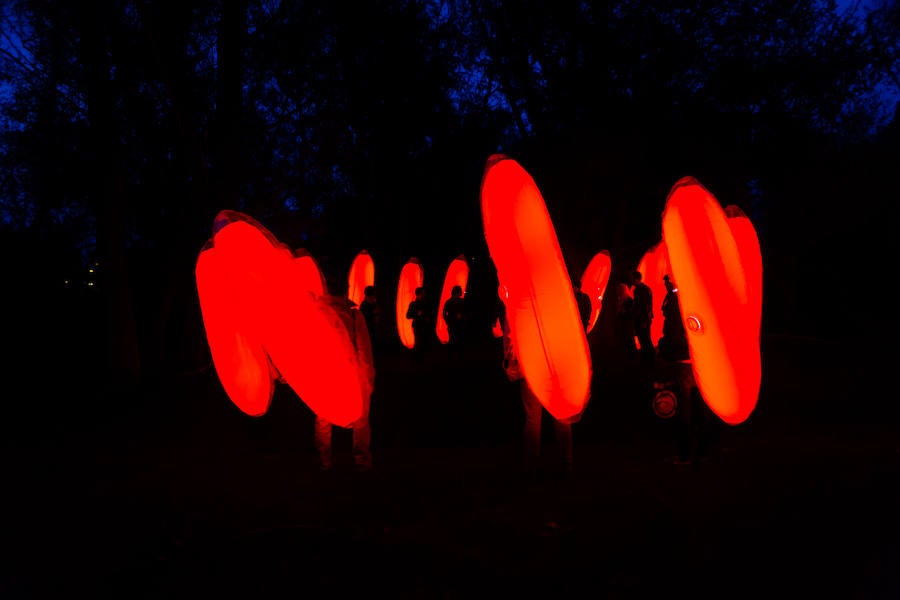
[79,2,141,391]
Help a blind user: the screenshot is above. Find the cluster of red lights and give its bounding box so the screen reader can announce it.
[196,158,762,426]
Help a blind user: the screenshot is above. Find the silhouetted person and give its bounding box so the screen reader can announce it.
[658,275,688,364]
[358,285,381,352]
[406,286,435,363]
[314,294,376,473]
[500,300,573,476]
[573,278,592,332]
[630,270,655,368]
[655,275,708,465]
[442,284,468,361]
[615,279,637,360]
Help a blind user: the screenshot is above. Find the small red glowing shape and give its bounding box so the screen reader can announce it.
[195,210,366,427]
[347,249,375,308]
[491,317,504,338]
[480,154,592,423]
[580,250,612,334]
[395,257,424,349]
[436,255,470,344]
[661,177,762,425]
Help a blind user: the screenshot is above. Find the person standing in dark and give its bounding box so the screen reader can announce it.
[499,296,575,476]
[656,274,707,465]
[358,285,381,352]
[314,294,376,473]
[573,278,592,332]
[615,278,637,360]
[658,275,687,363]
[442,284,468,362]
[406,286,435,363]
[630,270,655,368]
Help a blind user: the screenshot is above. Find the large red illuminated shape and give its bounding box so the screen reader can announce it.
[436,255,470,344]
[293,247,327,299]
[395,257,424,349]
[661,177,762,425]
[580,250,612,334]
[480,155,592,423]
[636,241,671,347]
[195,210,366,427]
[347,249,375,308]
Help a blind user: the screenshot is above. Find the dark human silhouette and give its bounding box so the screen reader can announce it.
[406,286,435,363]
[499,301,573,476]
[442,284,468,361]
[573,278,592,332]
[658,275,688,364]
[615,279,637,360]
[314,294,376,473]
[630,270,655,368]
[654,275,710,465]
[358,284,381,352]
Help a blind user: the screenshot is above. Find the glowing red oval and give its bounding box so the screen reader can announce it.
[436,255,470,344]
[480,155,591,422]
[262,290,365,427]
[395,257,424,350]
[725,205,763,338]
[347,249,375,308]
[661,177,762,425]
[580,250,612,334]
[196,230,275,417]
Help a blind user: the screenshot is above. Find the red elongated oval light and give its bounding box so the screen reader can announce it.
[725,205,763,338]
[580,249,612,334]
[480,155,591,423]
[395,257,424,350]
[347,249,375,308]
[661,178,762,425]
[195,212,286,416]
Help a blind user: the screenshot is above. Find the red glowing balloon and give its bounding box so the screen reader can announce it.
[725,205,763,338]
[347,249,375,308]
[580,250,612,334]
[195,210,367,427]
[480,155,592,423]
[293,247,327,299]
[636,241,671,348]
[395,257,424,349]
[661,177,762,425]
[195,229,275,417]
[436,255,470,344]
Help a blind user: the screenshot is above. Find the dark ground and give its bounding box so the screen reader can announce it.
[6,330,899,599]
